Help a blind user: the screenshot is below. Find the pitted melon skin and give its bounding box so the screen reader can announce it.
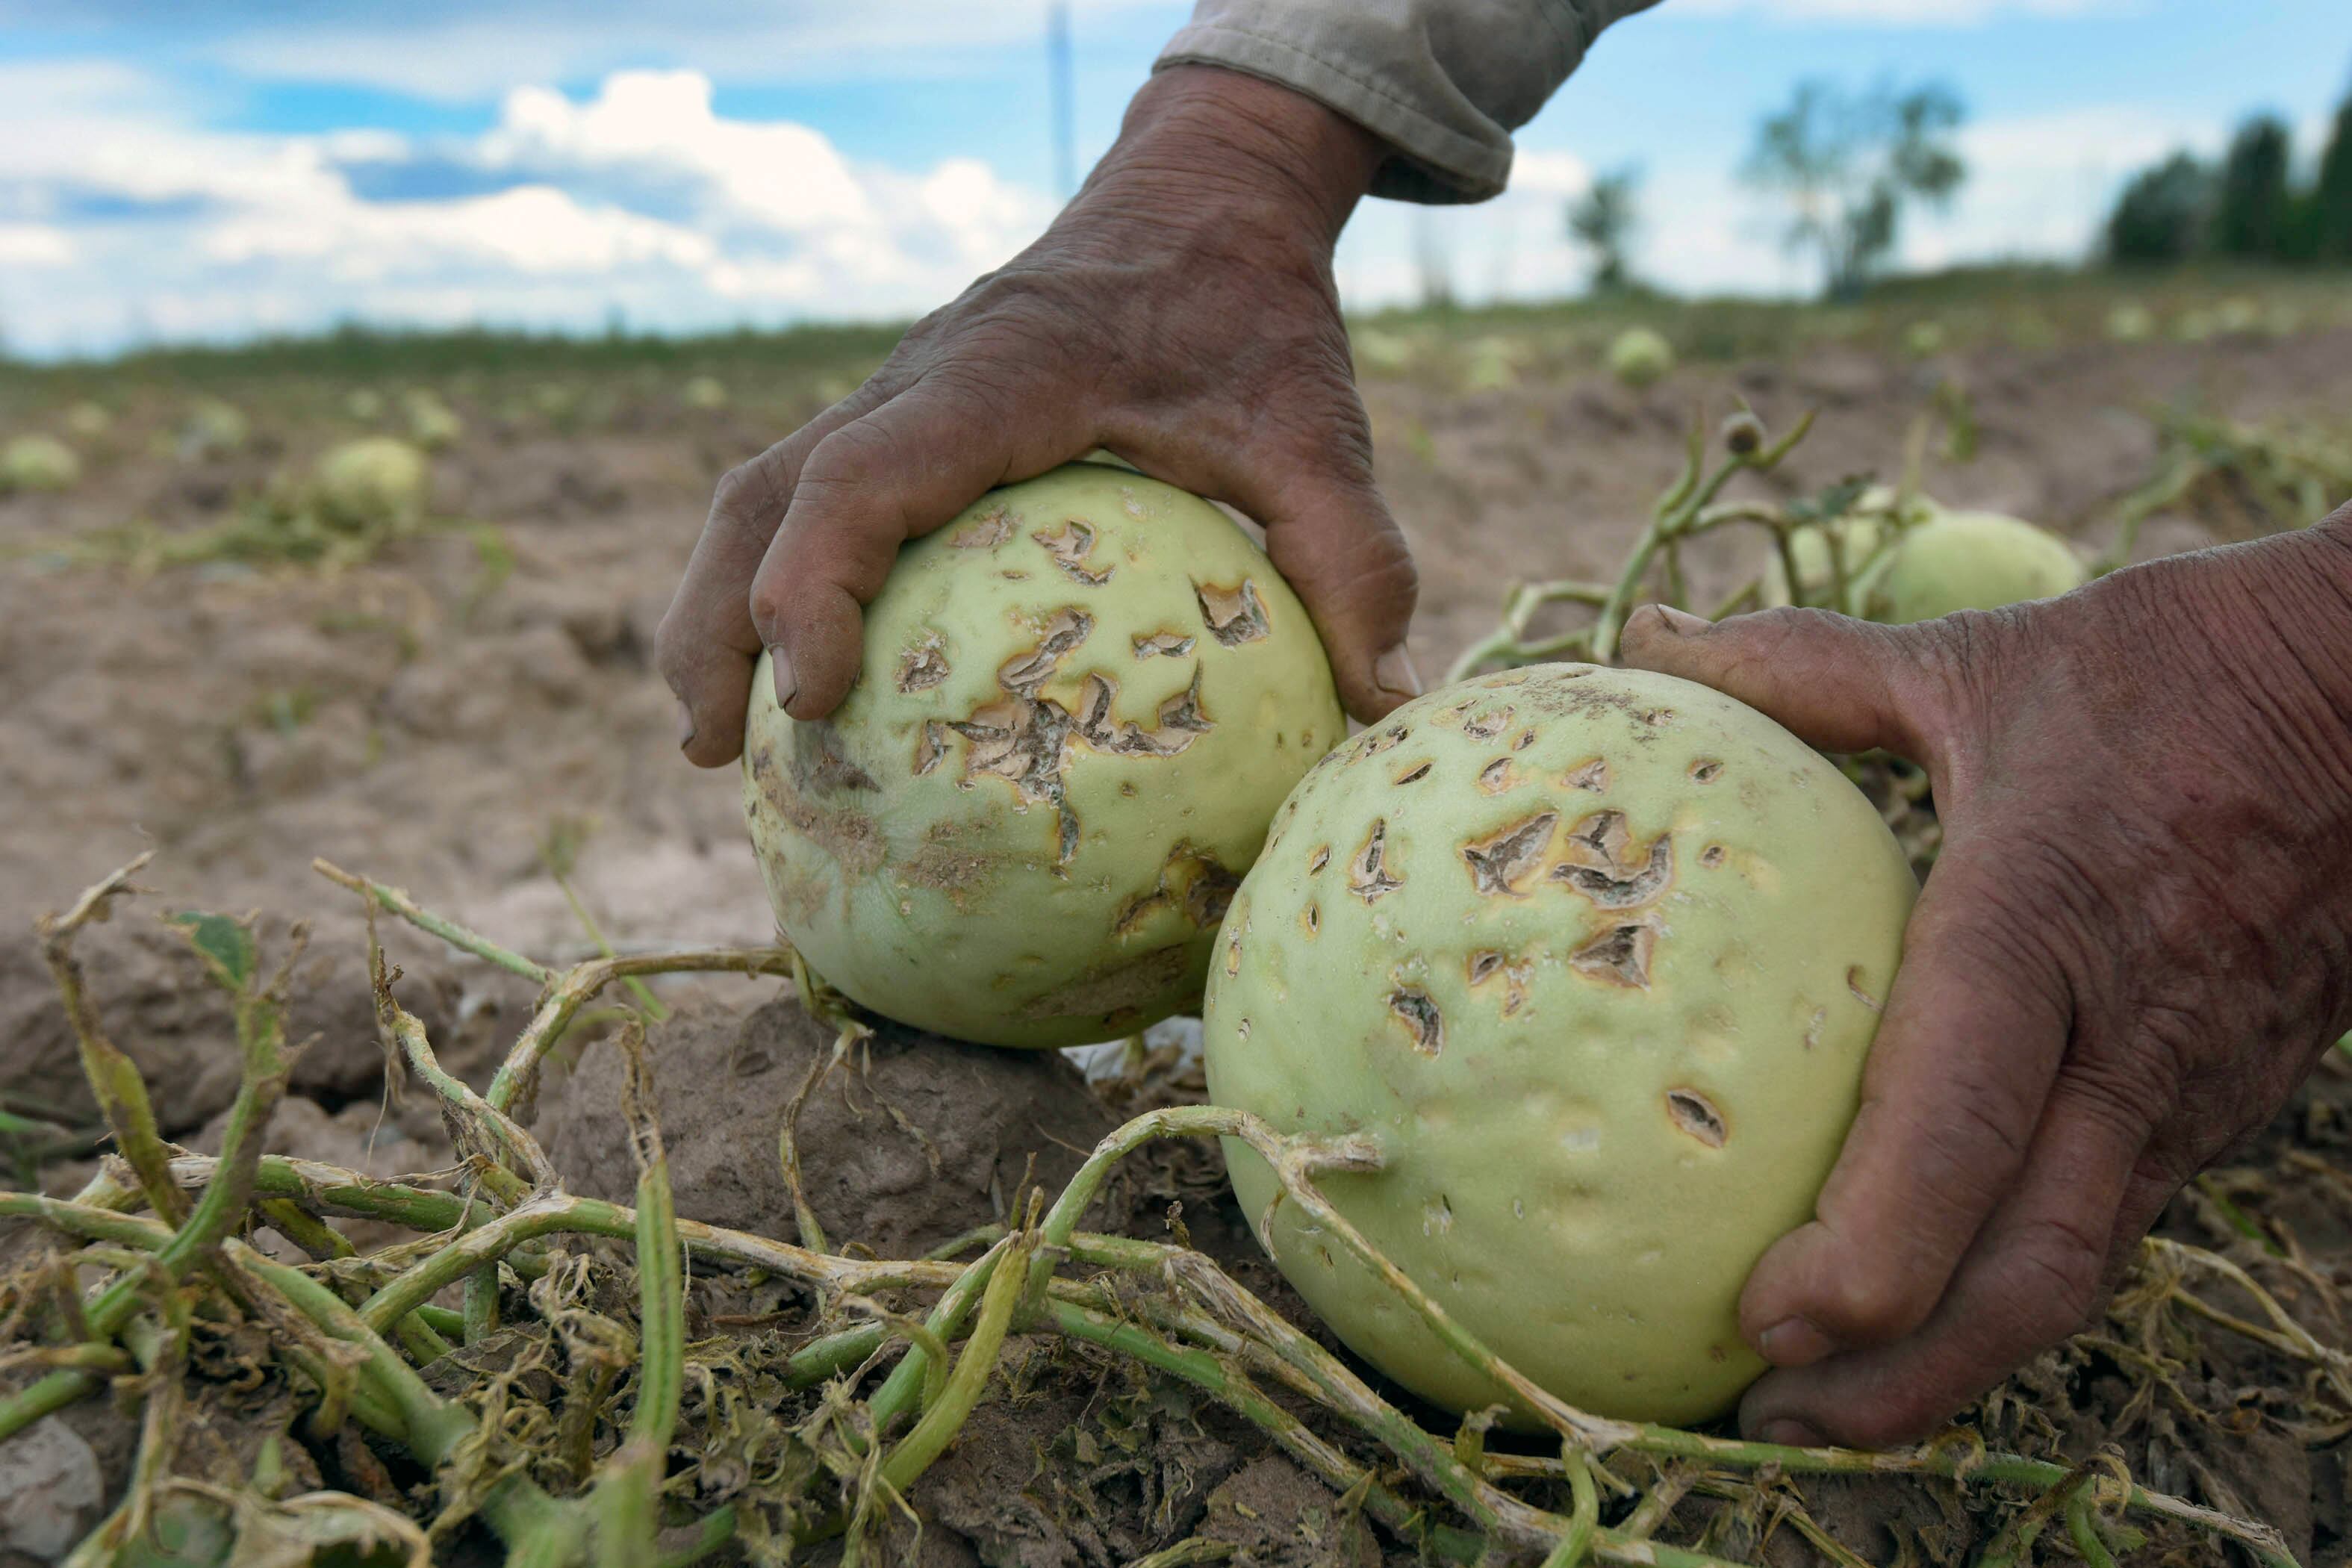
[1855,511,2086,623]
[1204,665,1915,1424]
[744,461,1345,1048]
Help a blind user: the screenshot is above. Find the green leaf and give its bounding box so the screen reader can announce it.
[1790,476,1871,523]
[164,910,258,992]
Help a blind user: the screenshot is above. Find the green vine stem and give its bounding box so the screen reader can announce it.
[36,853,189,1227]
[1590,409,1817,662]
[593,1026,685,1567]
[314,856,554,983]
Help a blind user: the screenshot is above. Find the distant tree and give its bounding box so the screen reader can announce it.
[2106,152,2215,264]
[1567,166,1642,293]
[2212,115,2294,259]
[2312,96,2352,260]
[1742,79,1967,300]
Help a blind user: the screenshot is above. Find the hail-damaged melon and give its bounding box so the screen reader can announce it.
[1853,510,2086,623]
[743,460,1345,1049]
[1203,665,1915,1424]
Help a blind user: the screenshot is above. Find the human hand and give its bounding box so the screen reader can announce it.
[659,64,1421,765]
[1621,507,2352,1446]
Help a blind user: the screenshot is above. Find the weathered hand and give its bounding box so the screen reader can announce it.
[1621,507,2352,1446]
[659,65,1418,765]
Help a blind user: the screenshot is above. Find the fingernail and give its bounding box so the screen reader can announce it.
[1373,644,1423,700]
[1652,606,1710,635]
[675,699,697,750]
[1753,1417,1830,1449]
[1755,1316,1836,1367]
[767,645,798,712]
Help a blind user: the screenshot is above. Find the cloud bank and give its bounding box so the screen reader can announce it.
[0,63,1054,356]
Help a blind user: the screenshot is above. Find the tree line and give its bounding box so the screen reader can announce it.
[2108,86,2352,265]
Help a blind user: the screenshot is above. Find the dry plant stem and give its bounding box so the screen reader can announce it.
[485,947,797,1113]
[355,1189,963,1334]
[314,857,554,983]
[1041,1299,1487,1565]
[1619,1463,1702,1540]
[376,983,552,1195]
[777,1036,841,1254]
[37,852,188,1227]
[546,861,669,1020]
[1044,1298,1755,1568]
[2147,1236,2352,1404]
[1591,411,1816,661]
[1,921,296,1444]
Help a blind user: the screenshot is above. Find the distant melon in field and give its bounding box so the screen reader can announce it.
[1608,327,1674,389]
[314,438,429,532]
[1,435,81,494]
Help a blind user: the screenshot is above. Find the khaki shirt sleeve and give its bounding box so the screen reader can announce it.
[1154,0,1660,203]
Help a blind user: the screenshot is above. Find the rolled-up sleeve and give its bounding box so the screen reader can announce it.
[1155,0,1660,203]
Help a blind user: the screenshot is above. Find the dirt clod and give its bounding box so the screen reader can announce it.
[537,992,1122,1254]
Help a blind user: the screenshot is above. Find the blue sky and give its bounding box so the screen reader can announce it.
[0,1,2345,358]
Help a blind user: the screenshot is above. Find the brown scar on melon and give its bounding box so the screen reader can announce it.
[1551,809,1673,909]
[895,631,951,693]
[1112,844,1240,937]
[1347,820,1403,903]
[1460,812,1558,897]
[1461,706,1515,741]
[1667,1089,1727,1148]
[1017,942,1193,1022]
[951,507,1015,549]
[1571,921,1658,988]
[996,609,1092,696]
[1466,948,1534,1016]
[1033,519,1113,585]
[1195,579,1270,645]
[1387,987,1444,1055]
[1133,631,1195,659]
[747,746,884,877]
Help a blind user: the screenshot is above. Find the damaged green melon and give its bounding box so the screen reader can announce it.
[1853,510,2087,623]
[743,460,1345,1048]
[1203,664,1916,1424]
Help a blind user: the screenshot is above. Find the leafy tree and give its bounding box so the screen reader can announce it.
[2312,96,2352,260]
[1567,166,1642,293]
[1742,79,1967,299]
[2106,152,2214,264]
[2212,115,2293,258]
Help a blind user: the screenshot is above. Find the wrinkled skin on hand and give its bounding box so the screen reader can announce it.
[1623,506,2352,1446]
[659,65,1420,764]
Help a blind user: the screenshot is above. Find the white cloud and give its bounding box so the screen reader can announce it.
[0,225,72,265]
[0,60,1054,356]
